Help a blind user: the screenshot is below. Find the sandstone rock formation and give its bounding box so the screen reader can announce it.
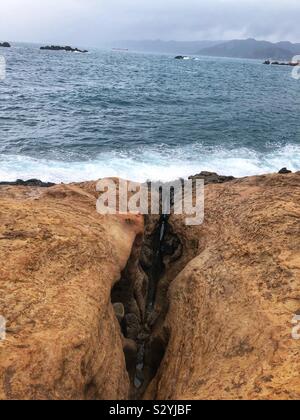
[0,182,143,400]
[146,173,300,400]
[0,173,299,400]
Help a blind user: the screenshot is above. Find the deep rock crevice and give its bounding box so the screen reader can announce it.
[111,214,182,399]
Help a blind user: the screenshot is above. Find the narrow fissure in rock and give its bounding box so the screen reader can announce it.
[111,213,182,399]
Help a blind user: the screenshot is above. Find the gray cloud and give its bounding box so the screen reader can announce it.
[0,0,299,46]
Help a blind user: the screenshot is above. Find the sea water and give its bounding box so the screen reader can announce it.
[0,44,299,182]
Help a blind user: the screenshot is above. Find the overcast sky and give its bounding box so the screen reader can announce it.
[0,0,299,46]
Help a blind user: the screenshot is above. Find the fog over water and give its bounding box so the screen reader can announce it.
[0,0,299,46]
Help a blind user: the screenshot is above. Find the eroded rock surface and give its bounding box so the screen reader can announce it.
[146,173,300,400]
[0,173,299,400]
[0,183,143,400]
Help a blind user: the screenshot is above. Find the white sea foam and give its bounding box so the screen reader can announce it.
[0,144,299,184]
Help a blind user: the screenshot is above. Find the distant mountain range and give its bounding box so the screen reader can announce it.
[110,40,221,55]
[197,38,300,60]
[111,38,300,60]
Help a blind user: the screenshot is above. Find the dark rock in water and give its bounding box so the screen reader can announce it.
[278,168,292,175]
[189,171,235,185]
[175,55,188,60]
[40,45,88,53]
[0,179,55,187]
[0,42,11,48]
[264,60,271,65]
[268,60,300,67]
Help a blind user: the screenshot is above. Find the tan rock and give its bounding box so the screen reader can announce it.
[146,173,300,400]
[1,173,300,401]
[0,183,144,400]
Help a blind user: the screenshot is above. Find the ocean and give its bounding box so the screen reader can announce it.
[0,43,299,183]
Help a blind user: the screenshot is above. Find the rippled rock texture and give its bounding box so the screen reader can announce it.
[146,173,300,400]
[0,173,299,400]
[0,182,143,400]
